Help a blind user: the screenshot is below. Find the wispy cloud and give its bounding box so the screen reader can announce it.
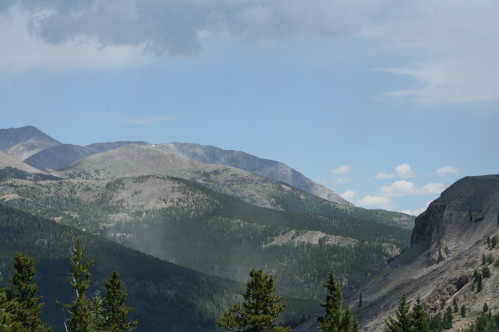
[120,115,178,125]
[376,163,415,180]
[436,166,458,176]
[356,195,392,210]
[331,165,351,175]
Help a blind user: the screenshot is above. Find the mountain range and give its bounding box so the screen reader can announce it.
[2,125,496,331]
[2,126,349,206]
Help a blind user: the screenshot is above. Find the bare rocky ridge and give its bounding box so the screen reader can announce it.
[25,141,149,170]
[0,149,44,173]
[0,126,61,160]
[295,175,499,332]
[157,142,352,206]
[57,144,330,210]
[2,126,350,206]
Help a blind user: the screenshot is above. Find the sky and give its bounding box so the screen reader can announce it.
[1,0,498,216]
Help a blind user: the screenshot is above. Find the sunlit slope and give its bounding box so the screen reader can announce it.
[56,144,414,229]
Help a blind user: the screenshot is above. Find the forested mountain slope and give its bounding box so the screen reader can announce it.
[0,168,411,302]
[0,203,243,331]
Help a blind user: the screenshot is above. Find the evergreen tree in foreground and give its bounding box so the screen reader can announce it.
[409,297,429,332]
[384,295,411,332]
[101,271,137,332]
[0,273,17,331]
[384,295,429,332]
[6,253,49,332]
[217,268,290,332]
[317,270,359,332]
[57,237,97,332]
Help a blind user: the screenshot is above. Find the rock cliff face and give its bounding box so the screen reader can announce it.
[351,175,499,331]
[294,175,499,332]
[410,175,499,265]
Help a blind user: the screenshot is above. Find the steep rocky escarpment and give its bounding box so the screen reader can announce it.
[351,175,499,331]
[295,175,499,332]
[410,175,499,264]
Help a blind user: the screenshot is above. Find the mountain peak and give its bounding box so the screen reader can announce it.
[157,142,352,206]
[0,126,61,160]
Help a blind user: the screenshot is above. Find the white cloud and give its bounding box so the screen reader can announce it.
[340,190,357,202]
[401,200,432,216]
[379,180,446,197]
[376,163,415,179]
[356,195,392,210]
[436,166,458,176]
[120,115,178,124]
[332,177,351,185]
[420,183,446,195]
[331,165,351,175]
[379,180,415,197]
[372,1,499,104]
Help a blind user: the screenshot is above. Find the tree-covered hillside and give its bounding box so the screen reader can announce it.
[0,172,411,302]
[0,203,247,331]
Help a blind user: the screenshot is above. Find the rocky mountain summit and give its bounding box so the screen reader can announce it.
[350,175,499,331]
[0,126,61,160]
[157,142,351,206]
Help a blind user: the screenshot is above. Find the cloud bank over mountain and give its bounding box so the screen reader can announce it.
[2,0,499,104]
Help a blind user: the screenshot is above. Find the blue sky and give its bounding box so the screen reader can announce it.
[1,0,498,215]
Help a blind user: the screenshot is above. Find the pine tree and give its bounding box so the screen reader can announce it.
[492,235,498,248]
[0,274,18,331]
[317,270,359,332]
[481,266,491,278]
[383,295,411,332]
[483,302,488,313]
[5,253,49,331]
[358,292,362,308]
[443,306,452,329]
[460,305,466,318]
[409,297,429,332]
[57,238,97,332]
[453,297,458,313]
[474,269,483,293]
[217,268,290,332]
[101,271,137,332]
